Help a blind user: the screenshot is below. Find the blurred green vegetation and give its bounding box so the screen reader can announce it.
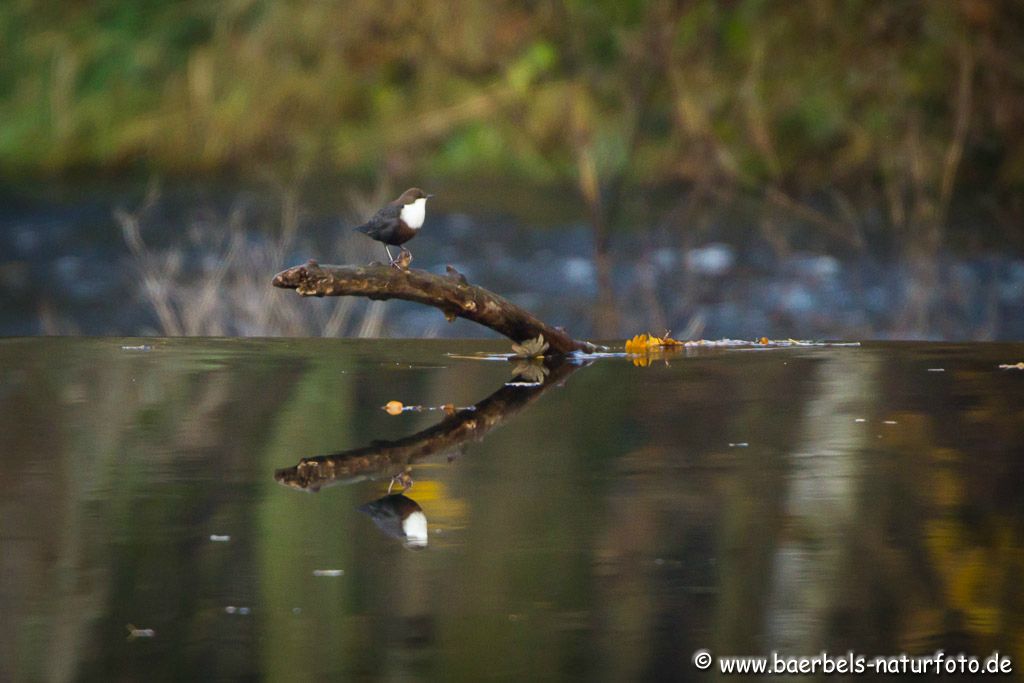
[2,0,1022,209]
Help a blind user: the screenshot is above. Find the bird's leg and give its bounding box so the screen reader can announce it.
[394,247,413,270]
[384,245,395,265]
[388,467,414,493]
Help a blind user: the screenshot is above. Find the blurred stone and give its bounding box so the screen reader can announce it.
[685,243,734,277]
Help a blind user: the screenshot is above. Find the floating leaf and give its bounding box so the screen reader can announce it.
[384,400,404,415]
[511,360,550,384]
[999,362,1024,370]
[625,334,649,354]
[625,332,683,353]
[631,354,651,368]
[511,334,549,358]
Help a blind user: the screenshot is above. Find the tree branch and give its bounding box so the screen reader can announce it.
[272,260,596,354]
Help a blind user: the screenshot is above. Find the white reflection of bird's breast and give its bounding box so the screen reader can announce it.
[402,510,428,547]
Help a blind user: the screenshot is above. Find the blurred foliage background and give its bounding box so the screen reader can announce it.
[4,1,1023,223]
[2,0,1023,339]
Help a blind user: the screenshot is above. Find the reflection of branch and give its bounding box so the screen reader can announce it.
[274,360,581,492]
[273,261,595,354]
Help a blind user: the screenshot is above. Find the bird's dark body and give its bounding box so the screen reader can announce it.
[354,203,419,246]
[354,188,431,266]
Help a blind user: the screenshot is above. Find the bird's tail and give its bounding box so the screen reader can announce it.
[353,223,371,234]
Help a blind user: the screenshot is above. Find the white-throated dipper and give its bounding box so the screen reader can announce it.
[354,188,433,267]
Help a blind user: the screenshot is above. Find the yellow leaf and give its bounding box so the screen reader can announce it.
[625,334,648,354]
[626,332,684,353]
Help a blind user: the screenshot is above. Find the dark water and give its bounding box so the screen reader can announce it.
[3,182,1024,340]
[2,338,1024,681]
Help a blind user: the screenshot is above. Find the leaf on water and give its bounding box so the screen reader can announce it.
[625,332,684,354]
[384,400,404,415]
[625,334,647,354]
[511,360,550,384]
[999,362,1024,370]
[511,334,549,359]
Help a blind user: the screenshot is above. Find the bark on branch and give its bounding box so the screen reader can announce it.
[272,260,596,354]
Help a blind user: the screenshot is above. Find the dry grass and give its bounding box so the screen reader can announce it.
[116,182,395,337]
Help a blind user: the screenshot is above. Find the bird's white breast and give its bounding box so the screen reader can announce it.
[400,197,427,229]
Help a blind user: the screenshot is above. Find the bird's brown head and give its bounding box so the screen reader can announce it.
[394,188,433,205]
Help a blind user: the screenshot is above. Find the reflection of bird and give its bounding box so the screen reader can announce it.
[354,188,433,267]
[358,494,428,550]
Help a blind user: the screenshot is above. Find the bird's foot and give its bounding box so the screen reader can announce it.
[392,248,413,271]
[388,468,414,494]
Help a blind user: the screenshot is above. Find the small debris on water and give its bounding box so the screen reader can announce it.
[126,624,155,639]
[292,607,302,615]
[999,362,1024,370]
[209,534,231,542]
[238,607,251,615]
[225,606,237,614]
[384,400,473,415]
[854,418,866,423]
[883,420,898,425]
[313,569,345,577]
[121,345,152,352]
[728,442,749,448]
[927,368,946,372]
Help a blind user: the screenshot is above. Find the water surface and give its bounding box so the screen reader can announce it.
[2,338,1024,681]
